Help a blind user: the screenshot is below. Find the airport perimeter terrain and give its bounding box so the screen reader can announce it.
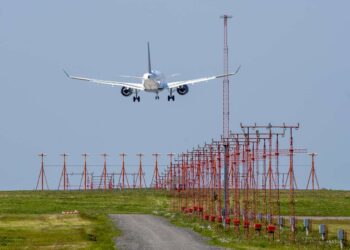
[0,189,349,249]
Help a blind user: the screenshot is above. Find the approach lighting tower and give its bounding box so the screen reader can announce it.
[101,153,108,191]
[36,153,49,191]
[306,152,320,190]
[82,153,89,191]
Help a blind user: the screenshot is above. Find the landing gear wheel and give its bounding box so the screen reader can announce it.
[133,96,136,102]
[168,95,175,101]
[155,96,159,100]
[137,96,140,102]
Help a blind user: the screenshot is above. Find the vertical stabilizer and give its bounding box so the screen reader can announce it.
[147,42,152,73]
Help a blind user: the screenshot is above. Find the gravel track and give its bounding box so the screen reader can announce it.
[110,214,223,250]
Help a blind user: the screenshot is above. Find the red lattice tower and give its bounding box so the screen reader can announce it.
[136,153,147,189]
[118,153,130,190]
[36,153,49,191]
[82,153,89,191]
[151,153,161,189]
[306,152,320,190]
[100,153,108,191]
[167,153,174,190]
[59,153,69,190]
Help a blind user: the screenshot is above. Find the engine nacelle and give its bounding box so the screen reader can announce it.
[176,85,189,95]
[121,87,133,97]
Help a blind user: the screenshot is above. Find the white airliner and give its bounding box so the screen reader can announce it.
[64,43,240,102]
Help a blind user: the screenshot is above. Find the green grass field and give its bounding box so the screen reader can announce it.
[0,190,169,249]
[167,189,350,250]
[0,189,348,249]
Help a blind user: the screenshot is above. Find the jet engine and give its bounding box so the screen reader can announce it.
[121,87,133,97]
[176,85,189,95]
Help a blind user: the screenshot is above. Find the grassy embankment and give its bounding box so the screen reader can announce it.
[0,189,349,249]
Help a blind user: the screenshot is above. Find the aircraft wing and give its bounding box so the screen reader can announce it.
[167,65,241,89]
[63,70,145,91]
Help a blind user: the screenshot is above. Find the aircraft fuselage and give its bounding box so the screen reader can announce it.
[142,71,166,92]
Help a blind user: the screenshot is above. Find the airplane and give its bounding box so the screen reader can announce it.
[63,42,240,102]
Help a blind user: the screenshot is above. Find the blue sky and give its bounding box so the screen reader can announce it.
[0,0,349,190]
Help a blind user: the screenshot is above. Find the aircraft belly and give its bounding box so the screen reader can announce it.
[143,79,161,91]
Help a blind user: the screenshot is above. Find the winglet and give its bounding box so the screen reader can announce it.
[234,65,241,75]
[63,69,70,78]
[225,65,242,77]
[215,65,242,79]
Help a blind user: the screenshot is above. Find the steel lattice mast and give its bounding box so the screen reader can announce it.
[221,15,232,139]
[221,14,232,228]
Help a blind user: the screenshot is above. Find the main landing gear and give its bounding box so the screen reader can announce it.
[133,91,140,102]
[167,89,175,101]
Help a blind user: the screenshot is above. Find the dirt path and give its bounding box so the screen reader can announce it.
[110,214,223,250]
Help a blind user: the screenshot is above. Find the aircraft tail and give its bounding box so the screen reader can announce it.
[147,42,152,73]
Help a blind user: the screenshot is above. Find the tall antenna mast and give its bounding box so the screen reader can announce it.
[221,14,232,228]
[221,14,232,139]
